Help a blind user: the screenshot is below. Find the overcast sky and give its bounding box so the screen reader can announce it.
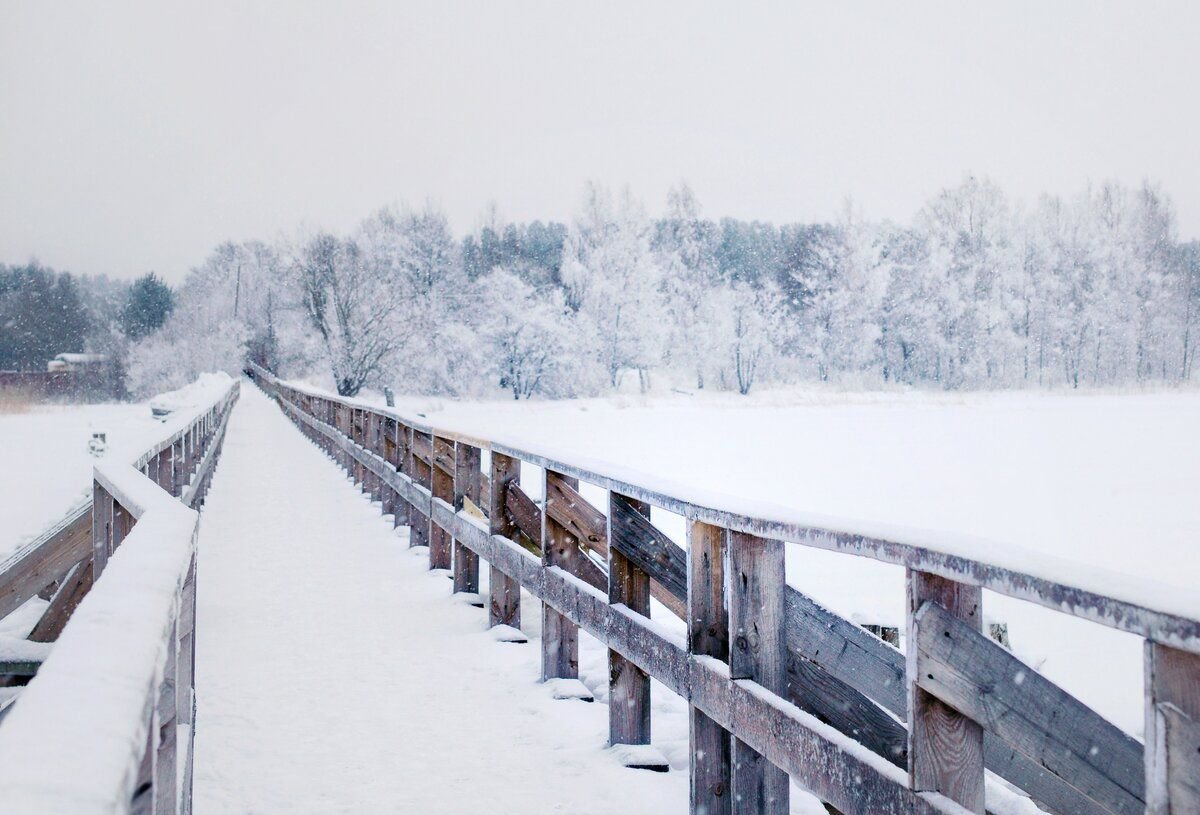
[2,2,1198,283]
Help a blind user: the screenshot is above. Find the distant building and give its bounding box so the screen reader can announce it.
[47,353,108,373]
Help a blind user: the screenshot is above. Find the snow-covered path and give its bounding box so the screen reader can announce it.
[191,382,687,814]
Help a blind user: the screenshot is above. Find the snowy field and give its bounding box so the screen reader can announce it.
[0,402,165,561]
[0,373,236,562]
[334,383,1200,738]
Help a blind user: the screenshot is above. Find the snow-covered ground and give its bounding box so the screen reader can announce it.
[332,383,1200,738]
[0,374,237,562]
[0,402,163,561]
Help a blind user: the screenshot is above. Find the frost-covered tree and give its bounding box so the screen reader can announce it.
[295,231,400,396]
[561,185,667,391]
[656,183,721,388]
[476,269,575,399]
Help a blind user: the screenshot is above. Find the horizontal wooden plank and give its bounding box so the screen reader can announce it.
[0,659,42,676]
[786,589,908,718]
[0,502,91,621]
[545,476,686,619]
[914,600,1144,815]
[608,495,688,604]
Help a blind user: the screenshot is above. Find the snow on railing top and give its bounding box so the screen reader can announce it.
[251,363,1200,652]
[0,462,196,812]
[0,374,238,814]
[135,371,237,469]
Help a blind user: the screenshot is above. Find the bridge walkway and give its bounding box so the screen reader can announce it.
[190,382,686,814]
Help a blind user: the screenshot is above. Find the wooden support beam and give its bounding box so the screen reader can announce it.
[917,600,1143,815]
[0,503,91,620]
[409,429,432,550]
[153,621,179,814]
[689,520,732,815]
[1146,642,1200,815]
[382,418,399,520]
[394,422,411,527]
[608,495,687,611]
[92,481,113,578]
[728,531,788,815]
[608,492,652,753]
[453,442,482,595]
[488,452,522,632]
[907,570,985,814]
[28,558,93,642]
[547,474,685,619]
[542,470,580,681]
[430,436,455,570]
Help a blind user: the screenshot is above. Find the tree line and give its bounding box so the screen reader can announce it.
[0,262,174,389]
[45,176,1200,399]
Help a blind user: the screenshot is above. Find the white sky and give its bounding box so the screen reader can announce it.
[2,2,1198,283]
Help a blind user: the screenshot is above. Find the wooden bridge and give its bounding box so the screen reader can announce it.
[0,365,1196,815]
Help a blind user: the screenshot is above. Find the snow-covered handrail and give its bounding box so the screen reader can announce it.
[250,362,1200,815]
[0,376,238,815]
[246,364,1200,650]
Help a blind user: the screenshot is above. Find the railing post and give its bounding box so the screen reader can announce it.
[93,481,113,577]
[1145,642,1200,814]
[393,421,411,528]
[368,412,382,501]
[172,439,184,496]
[488,452,522,634]
[430,435,455,570]
[157,447,173,493]
[351,408,363,488]
[608,492,652,758]
[452,442,482,596]
[541,469,581,681]
[688,520,731,814]
[152,620,179,814]
[409,427,432,549]
[381,417,398,520]
[728,530,788,815]
[906,569,985,813]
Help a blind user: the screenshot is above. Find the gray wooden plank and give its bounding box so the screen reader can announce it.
[916,599,1143,815]
[907,571,985,814]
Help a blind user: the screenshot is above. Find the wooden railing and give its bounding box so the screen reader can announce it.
[0,378,239,814]
[249,363,1196,815]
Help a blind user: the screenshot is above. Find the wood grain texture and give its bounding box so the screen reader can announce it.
[546,476,685,618]
[609,493,651,747]
[907,570,985,814]
[542,470,581,680]
[689,520,731,815]
[1146,642,1200,815]
[728,531,788,814]
[916,600,1143,815]
[452,442,482,594]
[28,558,93,642]
[488,453,522,630]
[0,501,91,620]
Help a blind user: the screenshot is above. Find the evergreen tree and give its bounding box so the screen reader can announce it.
[121,273,174,341]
